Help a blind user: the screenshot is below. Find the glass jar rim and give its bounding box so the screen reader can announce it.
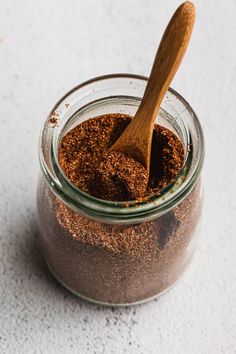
[39,73,204,223]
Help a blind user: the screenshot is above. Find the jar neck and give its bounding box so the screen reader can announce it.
[39,74,204,224]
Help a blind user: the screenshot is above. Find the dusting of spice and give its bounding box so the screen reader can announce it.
[58,114,184,201]
[49,111,59,127]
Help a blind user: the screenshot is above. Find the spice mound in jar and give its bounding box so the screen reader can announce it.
[58,113,184,201]
[37,112,202,305]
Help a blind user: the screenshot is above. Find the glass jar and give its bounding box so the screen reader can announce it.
[37,74,204,306]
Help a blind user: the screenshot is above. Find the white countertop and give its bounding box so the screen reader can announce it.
[0,0,235,353]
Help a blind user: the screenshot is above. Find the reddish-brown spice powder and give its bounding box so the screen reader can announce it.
[37,113,202,304]
[58,114,184,201]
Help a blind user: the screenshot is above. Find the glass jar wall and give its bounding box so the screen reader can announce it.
[37,74,204,306]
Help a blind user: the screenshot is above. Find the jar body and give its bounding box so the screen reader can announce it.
[37,74,204,306]
[37,176,202,305]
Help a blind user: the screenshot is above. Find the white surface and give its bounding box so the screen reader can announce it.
[0,0,235,353]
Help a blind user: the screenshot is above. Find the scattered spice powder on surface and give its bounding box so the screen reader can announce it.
[58,113,184,201]
[49,111,59,127]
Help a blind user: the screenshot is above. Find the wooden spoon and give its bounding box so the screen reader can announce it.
[110,1,195,175]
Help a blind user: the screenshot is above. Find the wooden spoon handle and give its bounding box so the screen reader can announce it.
[137,1,195,120]
[110,2,195,170]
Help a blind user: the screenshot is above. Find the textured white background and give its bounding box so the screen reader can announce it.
[0,0,235,353]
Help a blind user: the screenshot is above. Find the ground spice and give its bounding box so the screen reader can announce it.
[49,111,59,127]
[58,114,184,201]
[37,180,201,304]
[37,113,202,305]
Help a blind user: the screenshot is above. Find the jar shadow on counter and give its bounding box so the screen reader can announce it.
[4,216,75,303]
